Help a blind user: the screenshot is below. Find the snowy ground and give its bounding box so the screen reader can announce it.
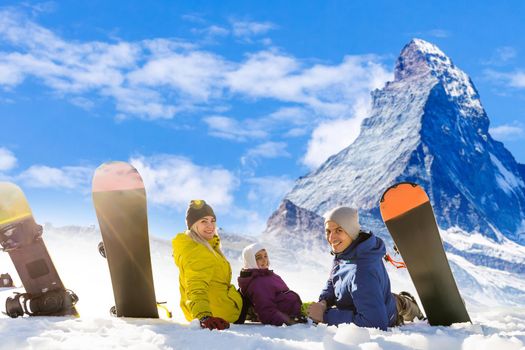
[0,225,524,350]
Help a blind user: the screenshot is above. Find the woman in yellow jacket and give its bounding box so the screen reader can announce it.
[172,200,244,330]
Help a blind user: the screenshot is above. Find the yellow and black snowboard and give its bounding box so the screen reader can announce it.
[0,182,78,317]
[92,161,158,318]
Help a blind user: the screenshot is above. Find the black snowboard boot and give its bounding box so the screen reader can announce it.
[245,305,259,322]
[395,291,425,324]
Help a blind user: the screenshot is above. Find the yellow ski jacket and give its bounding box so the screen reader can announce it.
[172,233,243,322]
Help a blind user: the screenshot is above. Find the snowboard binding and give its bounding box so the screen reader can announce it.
[0,220,43,252]
[98,241,106,258]
[5,288,79,318]
[108,302,173,318]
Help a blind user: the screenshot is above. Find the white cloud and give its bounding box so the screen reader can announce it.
[69,96,95,110]
[483,47,517,66]
[130,154,238,210]
[245,141,290,159]
[18,165,93,189]
[0,9,175,119]
[225,176,294,235]
[181,13,206,24]
[284,128,307,137]
[427,29,450,38]
[265,107,309,128]
[205,107,311,142]
[204,115,267,141]
[0,147,17,171]
[485,69,525,89]
[508,73,525,88]
[103,85,179,120]
[302,117,363,169]
[490,123,525,140]
[0,8,392,165]
[192,25,230,38]
[227,51,391,117]
[227,51,299,97]
[221,207,267,235]
[230,20,276,38]
[245,176,294,204]
[0,60,23,85]
[409,29,450,39]
[127,51,229,101]
[6,151,238,210]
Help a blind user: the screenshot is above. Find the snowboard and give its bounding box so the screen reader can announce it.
[0,182,78,317]
[92,161,158,318]
[379,182,471,326]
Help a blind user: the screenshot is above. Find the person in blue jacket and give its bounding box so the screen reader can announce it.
[307,206,423,330]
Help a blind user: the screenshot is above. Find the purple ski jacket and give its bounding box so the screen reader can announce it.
[238,269,302,326]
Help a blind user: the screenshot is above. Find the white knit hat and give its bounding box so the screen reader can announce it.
[323,206,360,240]
[242,243,266,269]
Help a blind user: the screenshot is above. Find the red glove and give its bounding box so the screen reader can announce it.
[199,316,230,330]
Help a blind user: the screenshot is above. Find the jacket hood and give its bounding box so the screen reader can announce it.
[242,243,266,269]
[334,231,386,262]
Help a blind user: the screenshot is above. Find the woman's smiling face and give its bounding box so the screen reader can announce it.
[195,215,216,240]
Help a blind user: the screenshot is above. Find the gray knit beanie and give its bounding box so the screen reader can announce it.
[323,206,360,240]
[186,199,216,229]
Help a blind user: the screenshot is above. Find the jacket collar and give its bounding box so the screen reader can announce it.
[333,231,372,259]
[208,234,221,250]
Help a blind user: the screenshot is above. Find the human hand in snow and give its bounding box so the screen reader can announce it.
[199,316,230,330]
[307,300,327,323]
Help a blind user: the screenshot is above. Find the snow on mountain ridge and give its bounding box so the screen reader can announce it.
[280,38,525,245]
[395,38,484,116]
[287,75,436,213]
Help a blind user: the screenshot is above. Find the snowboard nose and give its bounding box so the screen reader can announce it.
[380,182,429,222]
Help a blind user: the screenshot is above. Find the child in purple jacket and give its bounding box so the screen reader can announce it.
[238,243,305,326]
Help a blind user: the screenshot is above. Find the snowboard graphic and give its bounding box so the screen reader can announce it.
[0,182,78,317]
[92,161,158,318]
[380,182,471,326]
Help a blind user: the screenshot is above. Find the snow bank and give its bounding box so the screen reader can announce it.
[0,225,524,349]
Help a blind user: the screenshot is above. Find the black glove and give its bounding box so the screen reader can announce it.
[200,316,230,330]
[286,315,308,325]
[293,315,308,324]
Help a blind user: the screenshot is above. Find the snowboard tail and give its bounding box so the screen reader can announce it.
[0,182,78,317]
[92,161,158,318]
[380,182,471,326]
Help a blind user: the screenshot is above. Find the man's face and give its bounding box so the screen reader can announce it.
[325,221,352,253]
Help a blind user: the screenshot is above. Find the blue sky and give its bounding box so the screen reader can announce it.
[1,1,524,238]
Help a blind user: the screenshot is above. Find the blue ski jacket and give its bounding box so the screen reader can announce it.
[319,231,398,330]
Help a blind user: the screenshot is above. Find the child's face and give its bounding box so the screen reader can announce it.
[255,249,269,269]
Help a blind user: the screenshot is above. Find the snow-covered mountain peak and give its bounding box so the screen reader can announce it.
[394,38,449,81]
[395,38,484,118]
[270,39,525,249]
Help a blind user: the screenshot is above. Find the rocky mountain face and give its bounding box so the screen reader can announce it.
[265,39,525,251]
[261,38,525,291]
[263,199,325,248]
